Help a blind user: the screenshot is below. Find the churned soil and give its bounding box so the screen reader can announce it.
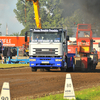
[0,64,100,100]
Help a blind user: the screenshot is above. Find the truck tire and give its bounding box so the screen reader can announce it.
[45,68,50,72]
[81,63,85,72]
[0,55,1,60]
[87,64,91,72]
[93,64,96,70]
[31,67,37,72]
[40,68,44,72]
[61,67,66,72]
[87,61,93,71]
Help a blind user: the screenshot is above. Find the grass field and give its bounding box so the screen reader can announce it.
[0,63,29,68]
[27,85,100,100]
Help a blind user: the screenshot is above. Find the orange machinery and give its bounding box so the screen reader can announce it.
[68,24,98,71]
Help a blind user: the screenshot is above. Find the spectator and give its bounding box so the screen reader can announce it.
[84,32,89,37]
[3,47,7,63]
[93,48,97,54]
[35,35,40,40]
[7,47,12,58]
[55,35,61,41]
[12,49,17,56]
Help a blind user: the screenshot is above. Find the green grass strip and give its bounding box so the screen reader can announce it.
[75,86,100,100]
[27,85,100,100]
[0,64,29,68]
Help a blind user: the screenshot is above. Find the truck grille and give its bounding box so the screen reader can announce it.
[33,48,58,55]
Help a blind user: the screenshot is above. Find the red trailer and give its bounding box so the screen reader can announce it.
[0,36,29,47]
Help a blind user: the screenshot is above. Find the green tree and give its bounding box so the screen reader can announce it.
[14,0,77,36]
[14,0,35,36]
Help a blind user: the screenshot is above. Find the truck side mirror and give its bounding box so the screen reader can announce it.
[63,42,65,44]
[25,32,28,42]
[66,36,69,41]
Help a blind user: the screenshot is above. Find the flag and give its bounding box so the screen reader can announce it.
[6,24,8,35]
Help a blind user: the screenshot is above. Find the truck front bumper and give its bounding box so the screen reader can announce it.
[29,57,63,68]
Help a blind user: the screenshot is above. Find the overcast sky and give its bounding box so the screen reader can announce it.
[0,0,24,36]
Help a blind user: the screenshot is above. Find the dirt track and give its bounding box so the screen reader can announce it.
[0,64,100,100]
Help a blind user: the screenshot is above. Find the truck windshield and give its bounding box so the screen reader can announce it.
[32,32,62,43]
[78,31,90,38]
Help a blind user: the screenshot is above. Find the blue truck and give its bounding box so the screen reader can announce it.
[25,28,73,72]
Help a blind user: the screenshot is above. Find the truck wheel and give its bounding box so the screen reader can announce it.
[0,56,1,60]
[61,68,66,72]
[81,63,85,71]
[45,68,50,72]
[31,67,37,72]
[87,64,91,72]
[40,68,44,72]
[93,64,96,70]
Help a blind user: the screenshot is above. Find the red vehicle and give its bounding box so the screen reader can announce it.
[68,24,98,71]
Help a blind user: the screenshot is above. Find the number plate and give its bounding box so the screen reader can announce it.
[42,61,49,63]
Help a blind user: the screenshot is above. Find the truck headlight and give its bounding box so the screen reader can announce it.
[30,59,36,61]
[55,59,62,61]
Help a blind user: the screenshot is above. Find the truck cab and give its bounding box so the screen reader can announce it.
[25,28,69,72]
